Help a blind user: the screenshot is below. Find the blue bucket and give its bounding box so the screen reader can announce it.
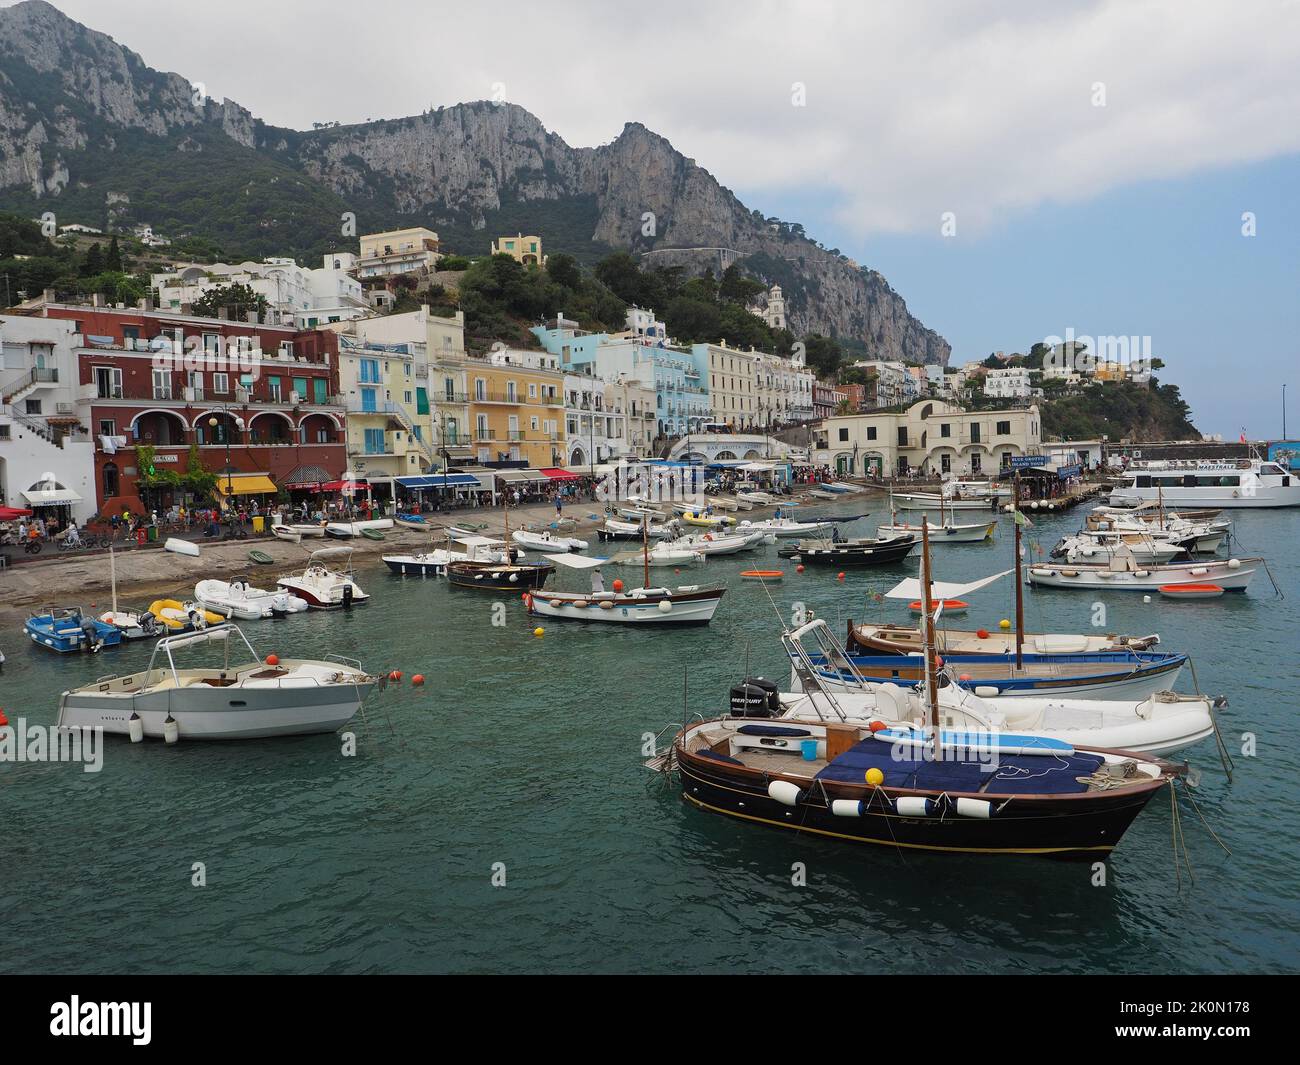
[800,738,819,761]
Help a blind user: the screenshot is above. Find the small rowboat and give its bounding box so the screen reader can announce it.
[271,524,301,544]
[361,528,386,542]
[909,598,969,613]
[164,537,200,557]
[248,549,275,565]
[741,570,784,581]
[1159,583,1224,599]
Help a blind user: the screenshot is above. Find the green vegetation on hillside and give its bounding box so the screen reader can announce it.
[1039,379,1197,441]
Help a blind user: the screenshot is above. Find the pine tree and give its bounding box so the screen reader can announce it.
[105,235,123,272]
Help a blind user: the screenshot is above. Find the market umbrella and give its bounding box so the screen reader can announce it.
[0,505,34,521]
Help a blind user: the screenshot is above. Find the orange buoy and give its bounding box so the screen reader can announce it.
[935,656,944,668]
[868,720,887,733]
[740,569,784,581]
[412,674,425,686]
[266,654,280,666]
[612,579,624,592]
[1159,583,1224,599]
[389,670,402,682]
[958,673,972,682]
[796,564,805,573]
[976,628,990,639]
[836,571,846,581]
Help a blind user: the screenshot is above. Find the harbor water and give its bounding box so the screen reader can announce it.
[2,501,1297,973]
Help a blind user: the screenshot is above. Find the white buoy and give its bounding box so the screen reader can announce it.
[658,599,672,613]
[1143,595,1152,603]
[163,713,179,745]
[768,780,802,807]
[509,573,519,583]
[128,712,144,744]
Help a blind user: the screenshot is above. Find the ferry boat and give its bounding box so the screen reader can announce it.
[1110,457,1300,509]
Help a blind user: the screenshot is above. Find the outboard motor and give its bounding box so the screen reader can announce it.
[729,676,780,718]
[342,584,354,609]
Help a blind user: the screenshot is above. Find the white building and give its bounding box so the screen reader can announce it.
[983,367,1032,399]
[0,315,96,522]
[563,370,625,471]
[851,360,918,408]
[747,284,787,330]
[152,259,369,329]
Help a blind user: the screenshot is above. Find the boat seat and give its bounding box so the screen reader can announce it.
[873,682,909,722]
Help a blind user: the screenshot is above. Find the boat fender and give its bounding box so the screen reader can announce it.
[972,685,1000,697]
[163,713,179,745]
[768,780,803,807]
[956,798,992,819]
[573,600,588,609]
[1134,570,1150,578]
[1226,558,1240,569]
[1031,568,1055,577]
[599,600,614,610]
[895,796,936,817]
[831,799,864,817]
[658,599,673,613]
[128,712,144,744]
[1189,567,1208,576]
[550,599,563,608]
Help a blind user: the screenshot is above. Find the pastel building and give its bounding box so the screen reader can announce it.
[491,233,544,265]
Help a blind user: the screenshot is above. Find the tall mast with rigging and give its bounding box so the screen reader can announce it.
[919,517,941,749]
[1013,470,1024,670]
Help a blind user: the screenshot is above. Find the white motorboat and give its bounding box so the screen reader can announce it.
[1054,533,1184,565]
[612,546,703,568]
[56,626,377,740]
[877,518,996,543]
[738,517,836,538]
[1027,550,1262,592]
[597,518,671,541]
[891,492,995,511]
[525,554,725,625]
[512,528,589,552]
[382,534,509,577]
[271,524,302,544]
[662,530,764,556]
[276,547,370,608]
[195,578,308,619]
[97,610,162,640]
[1110,457,1300,509]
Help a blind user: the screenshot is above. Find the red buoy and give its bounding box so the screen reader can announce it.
[412,674,425,686]
[612,579,624,592]
[0,710,9,728]
[868,720,887,733]
[796,564,805,573]
[389,670,402,682]
[976,628,990,639]
[266,654,279,666]
[958,673,972,682]
[837,571,846,581]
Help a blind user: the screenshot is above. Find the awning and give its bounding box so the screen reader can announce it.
[540,468,580,481]
[21,487,83,506]
[283,464,332,488]
[396,474,480,489]
[495,469,547,483]
[317,479,370,493]
[0,505,34,521]
[215,474,278,496]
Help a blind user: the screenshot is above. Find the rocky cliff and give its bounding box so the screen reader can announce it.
[0,1,950,365]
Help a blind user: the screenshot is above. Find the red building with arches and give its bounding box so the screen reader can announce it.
[41,303,350,516]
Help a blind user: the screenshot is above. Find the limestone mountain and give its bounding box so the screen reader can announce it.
[0,0,950,364]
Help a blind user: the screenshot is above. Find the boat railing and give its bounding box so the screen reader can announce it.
[782,619,859,723]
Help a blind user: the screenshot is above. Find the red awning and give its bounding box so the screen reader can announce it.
[316,480,370,493]
[540,468,580,481]
[0,505,34,521]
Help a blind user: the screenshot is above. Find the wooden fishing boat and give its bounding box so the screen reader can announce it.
[847,621,1160,656]
[1026,553,1260,592]
[777,533,917,566]
[524,553,724,625]
[447,557,553,591]
[741,570,784,581]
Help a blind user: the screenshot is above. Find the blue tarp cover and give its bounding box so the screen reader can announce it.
[815,739,1103,795]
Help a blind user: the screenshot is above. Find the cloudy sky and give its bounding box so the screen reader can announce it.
[21,0,1300,437]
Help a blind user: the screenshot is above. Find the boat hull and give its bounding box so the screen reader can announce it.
[1027,561,1257,592]
[526,588,724,625]
[676,753,1162,858]
[56,682,374,739]
[878,521,996,543]
[778,539,917,566]
[447,562,553,592]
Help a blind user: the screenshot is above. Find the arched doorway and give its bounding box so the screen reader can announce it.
[131,409,189,447]
[249,410,294,446]
[195,410,244,445]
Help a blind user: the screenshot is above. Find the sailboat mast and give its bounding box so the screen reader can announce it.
[920,518,941,744]
[642,513,650,589]
[1013,471,1024,669]
[110,546,118,615]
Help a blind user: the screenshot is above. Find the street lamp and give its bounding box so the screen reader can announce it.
[207,406,244,507]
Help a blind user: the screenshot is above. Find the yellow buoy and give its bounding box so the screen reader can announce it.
[533,627,544,637]
[999,618,1011,630]
[865,767,884,786]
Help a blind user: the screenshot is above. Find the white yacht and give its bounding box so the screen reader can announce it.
[1110,458,1300,509]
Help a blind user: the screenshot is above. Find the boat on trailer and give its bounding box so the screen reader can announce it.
[56,625,376,740]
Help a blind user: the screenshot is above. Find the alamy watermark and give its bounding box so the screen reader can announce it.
[0,719,103,773]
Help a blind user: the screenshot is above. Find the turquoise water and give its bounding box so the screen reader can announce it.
[2,501,1297,974]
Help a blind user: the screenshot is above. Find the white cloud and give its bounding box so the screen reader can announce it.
[31,0,1300,236]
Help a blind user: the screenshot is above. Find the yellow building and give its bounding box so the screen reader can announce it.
[357,227,442,286]
[490,233,545,266]
[467,352,565,467]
